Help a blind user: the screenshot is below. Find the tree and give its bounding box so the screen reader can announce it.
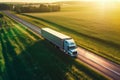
[0,13,3,18]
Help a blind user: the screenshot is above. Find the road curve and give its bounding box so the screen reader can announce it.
[3,11,120,80]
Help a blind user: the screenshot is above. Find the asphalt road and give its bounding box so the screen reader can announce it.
[3,11,120,80]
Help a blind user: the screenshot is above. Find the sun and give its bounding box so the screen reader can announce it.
[97,0,115,4]
[81,0,120,2]
[94,0,117,10]
[101,0,109,1]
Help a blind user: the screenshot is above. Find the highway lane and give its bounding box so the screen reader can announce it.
[3,11,120,80]
[77,48,120,80]
[3,11,41,34]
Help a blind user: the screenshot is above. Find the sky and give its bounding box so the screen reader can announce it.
[0,0,120,3]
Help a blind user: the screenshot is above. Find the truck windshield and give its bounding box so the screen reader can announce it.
[69,46,76,50]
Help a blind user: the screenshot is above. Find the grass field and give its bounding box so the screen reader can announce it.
[15,2,120,64]
[0,14,108,80]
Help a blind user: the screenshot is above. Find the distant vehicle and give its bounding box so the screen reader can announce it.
[41,28,77,57]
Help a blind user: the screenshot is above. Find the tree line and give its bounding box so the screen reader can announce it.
[14,4,61,13]
[0,3,61,13]
[0,4,11,10]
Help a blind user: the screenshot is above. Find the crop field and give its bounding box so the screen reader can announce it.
[0,14,108,80]
[15,2,120,64]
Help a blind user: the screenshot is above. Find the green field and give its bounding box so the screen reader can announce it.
[0,14,108,80]
[15,2,120,64]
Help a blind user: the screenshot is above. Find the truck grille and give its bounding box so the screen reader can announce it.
[73,52,77,55]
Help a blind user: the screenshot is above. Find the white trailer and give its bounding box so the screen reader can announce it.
[41,28,77,57]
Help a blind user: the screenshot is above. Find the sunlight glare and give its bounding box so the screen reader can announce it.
[95,0,117,10]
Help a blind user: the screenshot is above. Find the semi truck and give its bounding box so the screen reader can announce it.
[41,28,77,57]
